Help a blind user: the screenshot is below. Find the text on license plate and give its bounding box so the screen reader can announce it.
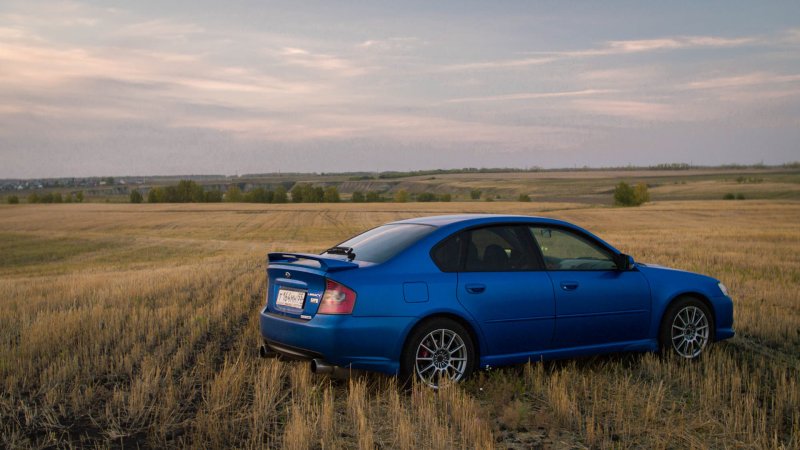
[276,288,306,309]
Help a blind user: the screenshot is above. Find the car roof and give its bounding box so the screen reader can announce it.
[390,214,569,228]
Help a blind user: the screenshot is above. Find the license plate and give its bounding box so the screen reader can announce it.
[276,288,306,309]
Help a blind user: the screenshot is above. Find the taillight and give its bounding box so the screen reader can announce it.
[318,279,357,314]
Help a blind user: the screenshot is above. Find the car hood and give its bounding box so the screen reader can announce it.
[637,262,719,284]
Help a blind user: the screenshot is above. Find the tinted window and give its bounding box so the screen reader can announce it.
[431,232,465,272]
[530,227,616,270]
[324,224,434,263]
[432,225,539,272]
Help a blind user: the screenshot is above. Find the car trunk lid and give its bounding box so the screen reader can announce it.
[265,253,358,320]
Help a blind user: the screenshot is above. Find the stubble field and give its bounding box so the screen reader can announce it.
[1,200,798,448]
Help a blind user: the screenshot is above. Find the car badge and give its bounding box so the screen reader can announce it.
[285,272,291,278]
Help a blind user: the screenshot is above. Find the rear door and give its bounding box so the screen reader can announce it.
[446,225,555,356]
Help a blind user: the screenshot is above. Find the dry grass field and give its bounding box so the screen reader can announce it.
[1,200,798,448]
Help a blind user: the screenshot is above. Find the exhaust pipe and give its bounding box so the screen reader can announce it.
[310,358,334,374]
[259,344,278,358]
[310,358,355,378]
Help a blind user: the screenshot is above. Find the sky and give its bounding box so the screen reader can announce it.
[1,1,799,178]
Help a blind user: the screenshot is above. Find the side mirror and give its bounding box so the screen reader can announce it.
[615,253,634,271]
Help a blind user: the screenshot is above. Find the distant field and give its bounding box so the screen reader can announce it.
[1,200,798,448]
[377,168,800,203]
[6,167,800,205]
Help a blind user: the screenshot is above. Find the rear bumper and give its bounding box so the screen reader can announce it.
[262,339,322,360]
[259,308,414,375]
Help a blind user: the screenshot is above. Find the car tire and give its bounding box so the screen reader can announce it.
[400,318,476,388]
[659,297,714,359]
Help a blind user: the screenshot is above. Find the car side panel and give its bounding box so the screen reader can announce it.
[481,338,657,368]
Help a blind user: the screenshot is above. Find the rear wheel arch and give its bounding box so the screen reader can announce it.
[401,313,480,361]
[398,313,480,385]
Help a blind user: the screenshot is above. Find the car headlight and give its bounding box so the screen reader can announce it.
[718,282,729,296]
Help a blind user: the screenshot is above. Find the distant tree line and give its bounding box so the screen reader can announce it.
[390,190,453,202]
[349,190,455,203]
[224,185,289,203]
[291,184,340,203]
[377,167,543,179]
[350,191,386,202]
[414,192,451,202]
[26,191,84,203]
[127,180,543,204]
[649,163,692,170]
[145,180,223,203]
[139,180,345,204]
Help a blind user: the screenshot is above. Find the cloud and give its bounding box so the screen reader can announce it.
[445,89,614,104]
[0,37,328,128]
[438,56,556,72]
[678,72,800,105]
[603,36,755,54]
[169,109,584,148]
[0,40,309,93]
[577,67,666,86]
[778,28,800,44]
[0,25,38,41]
[1,1,798,177]
[276,46,369,77]
[569,99,680,121]
[0,2,99,29]
[439,33,761,72]
[358,37,423,52]
[684,72,800,90]
[114,19,205,41]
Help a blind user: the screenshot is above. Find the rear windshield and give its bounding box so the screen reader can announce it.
[323,223,435,263]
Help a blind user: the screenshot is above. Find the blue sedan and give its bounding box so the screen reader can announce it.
[259,215,734,387]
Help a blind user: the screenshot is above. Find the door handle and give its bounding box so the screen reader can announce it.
[465,284,486,294]
[560,281,579,291]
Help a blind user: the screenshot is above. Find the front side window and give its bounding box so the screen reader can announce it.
[432,225,541,272]
[530,227,616,271]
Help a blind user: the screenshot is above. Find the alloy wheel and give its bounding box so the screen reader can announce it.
[414,328,468,388]
[671,305,710,358]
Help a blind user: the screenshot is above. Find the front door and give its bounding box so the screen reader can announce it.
[529,226,651,348]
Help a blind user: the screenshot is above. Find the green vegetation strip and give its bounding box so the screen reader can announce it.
[0,233,119,268]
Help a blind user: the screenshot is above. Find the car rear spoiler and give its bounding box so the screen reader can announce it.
[267,252,359,272]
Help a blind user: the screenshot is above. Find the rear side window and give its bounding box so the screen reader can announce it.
[431,232,465,272]
[432,225,542,272]
[324,224,434,263]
